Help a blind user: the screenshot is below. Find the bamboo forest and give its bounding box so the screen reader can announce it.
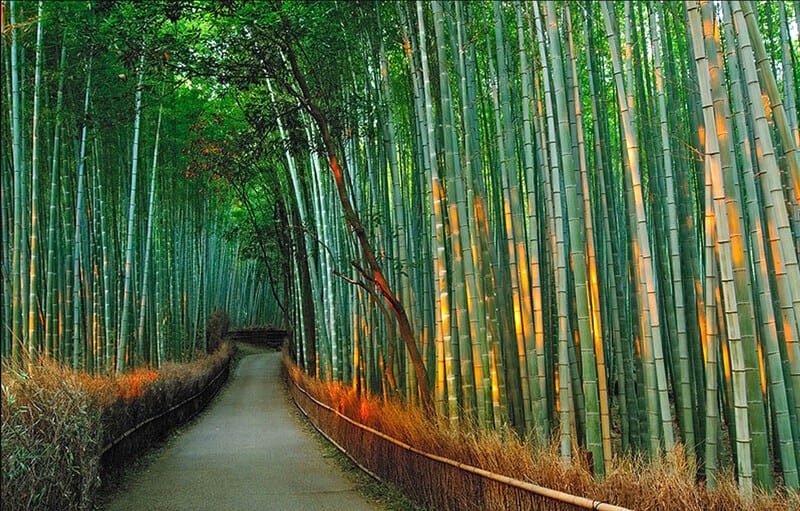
[3,0,800,507]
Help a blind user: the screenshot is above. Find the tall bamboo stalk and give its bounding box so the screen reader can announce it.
[116,54,145,374]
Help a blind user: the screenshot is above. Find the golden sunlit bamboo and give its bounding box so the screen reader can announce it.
[688,0,753,494]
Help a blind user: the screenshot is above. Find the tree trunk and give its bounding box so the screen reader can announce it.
[281,40,432,410]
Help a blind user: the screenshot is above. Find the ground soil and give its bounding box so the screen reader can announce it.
[103,349,382,511]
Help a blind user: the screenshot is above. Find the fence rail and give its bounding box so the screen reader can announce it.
[228,329,287,349]
[288,371,631,511]
[100,358,231,468]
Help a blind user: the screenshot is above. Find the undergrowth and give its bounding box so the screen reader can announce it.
[1,342,234,511]
[285,352,798,511]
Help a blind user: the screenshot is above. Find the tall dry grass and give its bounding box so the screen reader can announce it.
[1,360,101,511]
[1,342,234,511]
[285,352,798,511]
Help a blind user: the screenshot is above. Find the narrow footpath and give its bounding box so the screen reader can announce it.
[105,351,381,511]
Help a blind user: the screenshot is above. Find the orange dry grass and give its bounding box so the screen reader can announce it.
[285,354,798,511]
[78,368,160,405]
[76,342,234,409]
[115,369,159,400]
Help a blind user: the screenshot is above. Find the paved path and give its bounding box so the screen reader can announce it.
[106,351,381,511]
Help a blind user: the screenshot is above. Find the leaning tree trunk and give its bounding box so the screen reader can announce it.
[280,38,432,410]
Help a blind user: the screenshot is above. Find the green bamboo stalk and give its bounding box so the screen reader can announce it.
[532,0,573,460]
[722,1,800,486]
[731,0,800,452]
[44,32,67,360]
[740,0,800,205]
[778,1,799,148]
[701,0,771,488]
[116,54,145,373]
[309,141,337,381]
[542,0,605,475]
[432,0,479,419]
[585,3,632,453]
[375,9,414,401]
[687,1,754,494]
[137,99,163,361]
[602,0,675,454]
[515,2,548,437]
[415,0,453,418]
[649,2,697,457]
[704,174,721,486]
[26,1,44,364]
[494,0,533,433]
[9,0,23,363]
[566,3,613,472]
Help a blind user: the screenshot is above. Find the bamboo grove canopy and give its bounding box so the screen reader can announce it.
[1,0,282,373]
[3,0,800,497]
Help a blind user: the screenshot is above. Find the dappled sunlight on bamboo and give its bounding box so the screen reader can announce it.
[554,367,561,413]
[591,334,604,384]
[699,306,709,364]
[634,334,642,360]
[472,347,484,387]
[783,318,799,362]
[352,326,360,389]
[756,343,767,396]
[513,299,523,341]
[721,337,732,385]
[490,349,501,408]
[766,222,786,275]
[727,208,745,268]
[762,93,772,120]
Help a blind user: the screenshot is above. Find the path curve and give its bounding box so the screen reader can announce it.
[105,351,381,511]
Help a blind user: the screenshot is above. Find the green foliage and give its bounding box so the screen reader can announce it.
[1,0,279,371]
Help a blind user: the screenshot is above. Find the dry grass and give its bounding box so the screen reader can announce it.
[1,342,235,511]
[1,360,101,511]
[285,352,798,511]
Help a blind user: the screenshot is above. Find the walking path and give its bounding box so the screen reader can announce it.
[105,351,381,511]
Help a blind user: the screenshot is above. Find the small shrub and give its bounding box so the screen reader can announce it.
[206,309,231,353]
